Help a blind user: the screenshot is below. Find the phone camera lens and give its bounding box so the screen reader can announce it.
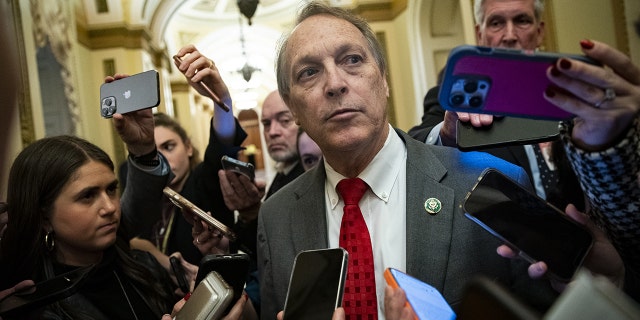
[469,96,483,108]
[450,93,465,106]
[464,81,478,93]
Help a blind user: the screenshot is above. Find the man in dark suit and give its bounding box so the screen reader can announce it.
[257,2,560,319]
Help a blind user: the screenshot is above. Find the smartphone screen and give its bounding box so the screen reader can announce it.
[283,248,348,320]
[100,70,160,118]
[463,169,593,281]
[384,268,456,320]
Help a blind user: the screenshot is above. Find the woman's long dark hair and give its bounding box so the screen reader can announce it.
[1,135,172,315]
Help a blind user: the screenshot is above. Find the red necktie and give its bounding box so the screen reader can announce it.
[337,178,378,320]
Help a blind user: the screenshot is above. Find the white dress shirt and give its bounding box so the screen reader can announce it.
[325,124,407,319]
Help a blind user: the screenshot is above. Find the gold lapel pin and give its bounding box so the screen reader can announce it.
[424,198,442,215]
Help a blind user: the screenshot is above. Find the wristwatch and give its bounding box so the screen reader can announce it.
[131,148,160,167]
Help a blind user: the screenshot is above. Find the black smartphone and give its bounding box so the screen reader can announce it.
[456,117,560,151]
[100,70,160,118]
[0,265,94,317]
[283,248,348,320]
[163,187,236,241]
[221,155,255,181]
[174,271,233,320]
[384,268,456,320]
[463,169,593,282]
[439,45,599,120]
[170,256,190,293]
[195,253,251,315]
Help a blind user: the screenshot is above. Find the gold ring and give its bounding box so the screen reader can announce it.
[208,60,213,69]
[195,235,201,245]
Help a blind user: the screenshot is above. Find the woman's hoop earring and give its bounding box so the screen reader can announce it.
[45,231,55,251]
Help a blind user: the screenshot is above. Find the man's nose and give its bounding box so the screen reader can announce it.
[325,66,348,98]
[501,22,518,47]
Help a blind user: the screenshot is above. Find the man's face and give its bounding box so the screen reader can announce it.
[260,92,299,164]
[476,0,544,50]
[282,14,389,158]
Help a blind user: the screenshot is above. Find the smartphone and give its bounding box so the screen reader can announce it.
[439,45,599,120]
[283,248,348,320]
[384,268,456,320]
[163,187,236,241]
[463,168,593,282]
[221,155,255,181]
[170,256,190,293]
[0,265,94,317]
[456,117,560,151]
[174,271,233,320]
[100,70,160,118]
[195,253,251,314]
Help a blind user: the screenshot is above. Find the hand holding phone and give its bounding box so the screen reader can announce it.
[163,187,236,241]
[463,169,593,281]
[384,268,456,320]
[439,45,599,120]
[100,70,160,118]
[283,248,348,320]
[221,156,255,181]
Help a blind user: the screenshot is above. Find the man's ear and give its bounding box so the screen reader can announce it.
[475,24,483,44]
[536,21,545,48]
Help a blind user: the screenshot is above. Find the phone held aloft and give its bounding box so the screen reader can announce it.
[283,248,348,320]
[100,70,160,118]
[173,271,233,320]
[163,187,237,241]
[463,168,593,282]
[439,45,599,121]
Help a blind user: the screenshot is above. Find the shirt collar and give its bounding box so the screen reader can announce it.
[326,124,406,208]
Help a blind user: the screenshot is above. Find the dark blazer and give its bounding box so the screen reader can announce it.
[257,129,555,319]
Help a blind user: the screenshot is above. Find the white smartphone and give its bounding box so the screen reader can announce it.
[384,268,456,320]
[283,248,348,320]
[173,271,233,320]
[100,70,160,118]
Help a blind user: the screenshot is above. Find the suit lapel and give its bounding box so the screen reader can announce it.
[399,131,456,289]
[289,163,329,254]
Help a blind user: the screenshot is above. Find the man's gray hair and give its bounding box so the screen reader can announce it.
[275,1,387,100]
[474,0,545,26]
